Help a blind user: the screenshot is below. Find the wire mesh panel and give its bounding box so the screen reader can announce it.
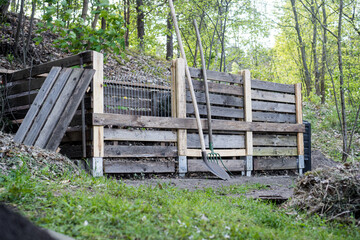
[104,72,172,117]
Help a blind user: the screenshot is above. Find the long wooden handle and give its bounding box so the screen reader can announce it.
[193,19,213,147]
[169,0,206,152]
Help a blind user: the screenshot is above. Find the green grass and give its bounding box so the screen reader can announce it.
[1,159,359,239]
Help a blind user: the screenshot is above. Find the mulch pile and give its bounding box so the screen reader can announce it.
[0,131,78,179]
[287,163,360,223]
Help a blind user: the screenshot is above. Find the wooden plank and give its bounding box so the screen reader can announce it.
[188,79,243,96]
[187,103,244,118]
[186,91,243,107]
[252,90,295,103]
[6,77,46,95]
[243,70,253,159]
[188,159,245,172]
[186,149,246,157]
[253,147,298,156]
[171,60,177,118]
[253,134,297,146]
[253,157,298,170]
[189,67,243,84]
[44,69,95,150]
[251,79,295,94]
[8,51,93,82]
[23,68,74,146]
[33,69,84,147]
[104,145,178,157]
[104,160,176,173]
[104,129,177,142]
[7,92,37,108]
[187,134,245,149]
[252,101,296,113]
[14,67,62,143]
[176,58,187,156]
[93,113,306,133]
[295,83,304,155]
[92,51,104,158]
[252,112,296,123]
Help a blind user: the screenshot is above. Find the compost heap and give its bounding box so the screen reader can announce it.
[287,163,360,222]
[0,131,78,178]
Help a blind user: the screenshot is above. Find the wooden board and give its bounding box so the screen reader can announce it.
[253,147,298,156]
[93,113,306,133]
[188,79,243,96]
[187,103,244,119]
[6,77,46,95]
[8,51,93,82]
[104,160,175,173]
[186,91,243,107]
[252,90,295,103]
[186,149,246,157]
[253,134,297,146]
[252,101,296,113]
[189,67,243,84]
[253,157,298,170]
[176,58,187,156]
[251,80,295,94]
[252,112,296,123]
[188,159,245,172]
[187,133,245,149]
[104,145,178,157]
[104,129,177,142]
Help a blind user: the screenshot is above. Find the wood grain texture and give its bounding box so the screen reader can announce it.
[253,147,298,156]
[189,67,243,84]
[253,157,297,170]
[253,134,297,146]
[187,103,244,118]
[6,77,46,95]
[252,101,296,113]
[188,79,243,96]
[252,90,295,103]
[104,160,176,173]
[176,58,187,156]
[186,91,243,107]
[104,145,178,157]
[104,129,177,142]
[187,133,245,148]
[295,83,304,155]
[252,112,296,123]
[186,149,246,157]
[242,70,253,158]
[188,159,245,172]
[93,113,306,133]
[251,79,295,94]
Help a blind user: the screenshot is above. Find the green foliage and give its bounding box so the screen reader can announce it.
[1,158,360,239]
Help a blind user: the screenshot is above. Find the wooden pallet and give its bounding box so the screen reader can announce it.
[14,67,95,151]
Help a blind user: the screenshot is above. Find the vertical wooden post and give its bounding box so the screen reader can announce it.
[295,83,304,175]
[175,58,187,176]
[242,70,253,176]
[91,51,104,177]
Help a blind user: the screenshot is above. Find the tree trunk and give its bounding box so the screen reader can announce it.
[166,12,173,60]
[25,0,36,53]
[13,0,24,55]
[91,5,101,29]
[337,0,348,162]
[124,0,130,47]
[291,0,312,96]
[81,0,89,21]
[320,1,327,104]
[0,0,10,17]
[311,0,320,97]
[136,0,145,50]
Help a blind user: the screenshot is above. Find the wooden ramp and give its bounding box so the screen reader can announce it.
[14,67,95,151]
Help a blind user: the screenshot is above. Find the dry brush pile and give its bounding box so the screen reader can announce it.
[287,163,360,223]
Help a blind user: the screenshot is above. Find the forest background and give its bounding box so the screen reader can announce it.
[0,0,359,162]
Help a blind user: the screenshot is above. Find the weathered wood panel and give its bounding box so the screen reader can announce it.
[186,149,246,157]
[6,77,46,95]
[188,79,243,96]
[187,103,244,118]
[187,134,245,149]
[251,79,295,94]
[104,160,175,173]
[252,101,296,113]
[252,112,296,123]
[253,134,297,147]
[186,91,243,107]
[93,113,306,133]
[188,159,245,172]
[253,157,298,170]
[253,147,298,156]
[104,129,177,142]
[104,145,178,157]
[189,67,243,84]
[252,90,295,103]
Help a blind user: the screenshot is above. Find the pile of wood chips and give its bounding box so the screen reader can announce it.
[0,131,78,179]
[287,163,360,223]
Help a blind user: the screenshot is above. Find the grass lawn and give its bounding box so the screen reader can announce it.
[1,160,359,240]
